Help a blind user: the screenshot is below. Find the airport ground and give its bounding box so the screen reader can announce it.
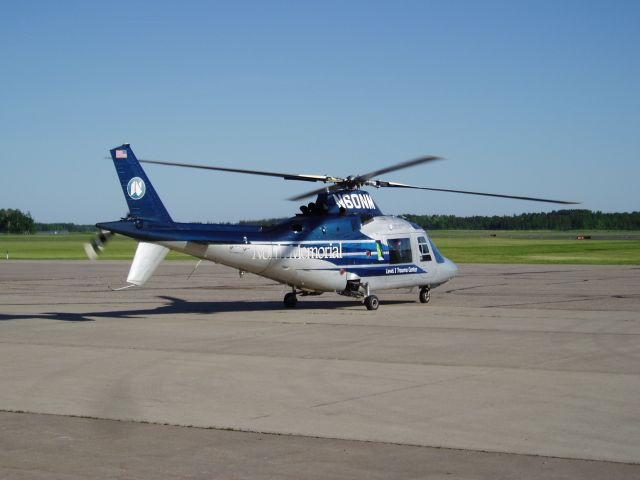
[1,261,639,479]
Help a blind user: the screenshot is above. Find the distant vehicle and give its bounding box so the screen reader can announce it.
[87,145,577,310]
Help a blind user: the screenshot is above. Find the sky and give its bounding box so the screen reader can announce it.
[1,0,638,224]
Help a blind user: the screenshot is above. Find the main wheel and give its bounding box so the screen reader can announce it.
[364,295,379,311]
[284,292,298,308]
[419,287,431,304]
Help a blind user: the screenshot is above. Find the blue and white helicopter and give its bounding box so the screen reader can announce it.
[87,144,576,310]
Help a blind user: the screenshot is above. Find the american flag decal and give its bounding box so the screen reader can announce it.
[115,149,127,159]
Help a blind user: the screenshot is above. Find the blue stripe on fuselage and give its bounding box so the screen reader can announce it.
[310,265,427,277]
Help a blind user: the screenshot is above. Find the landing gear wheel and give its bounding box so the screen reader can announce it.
[419,287,431,304]
[364,295,379,311]
[284,292,298,308]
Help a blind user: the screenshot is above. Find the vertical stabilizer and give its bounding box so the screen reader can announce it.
[110,144,173,223]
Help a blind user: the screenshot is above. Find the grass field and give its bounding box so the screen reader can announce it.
[0,234,188,261]
[1,231,639,265]
[431,235,640,265]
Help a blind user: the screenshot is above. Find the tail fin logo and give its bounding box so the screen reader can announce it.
[127,177,146,200]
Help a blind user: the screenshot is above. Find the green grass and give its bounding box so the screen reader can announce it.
[433,236,640,265]
[0,233,188,260]
[1,231,639,264]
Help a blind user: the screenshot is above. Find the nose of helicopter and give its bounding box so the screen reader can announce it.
[444,257,459,279]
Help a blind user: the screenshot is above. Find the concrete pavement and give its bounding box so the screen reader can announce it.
[1,261,639,478]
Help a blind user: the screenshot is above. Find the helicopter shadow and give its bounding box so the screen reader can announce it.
[0,295,413,322]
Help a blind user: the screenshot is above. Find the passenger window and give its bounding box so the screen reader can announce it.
[417,236,432,262]
[388,238,413,264]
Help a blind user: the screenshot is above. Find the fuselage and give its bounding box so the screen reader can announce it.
[98,206,458,293]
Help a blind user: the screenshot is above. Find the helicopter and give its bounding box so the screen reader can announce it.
[86,144,577,310]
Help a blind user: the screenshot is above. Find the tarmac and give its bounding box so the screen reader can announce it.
[1,260,639,479]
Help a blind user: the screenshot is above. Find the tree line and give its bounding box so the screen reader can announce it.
[2,208,640,233]
[403,210,640,230]
[34,222,96,233]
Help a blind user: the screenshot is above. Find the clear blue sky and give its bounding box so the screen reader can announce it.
[1,0,638,223]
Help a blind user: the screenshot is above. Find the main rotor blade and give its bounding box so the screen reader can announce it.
[355,155,442,183]
[139,159,340,183]
[287,185,341,201]
[381,182,580,204]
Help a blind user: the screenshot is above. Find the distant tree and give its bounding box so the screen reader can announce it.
[0,208,36,234]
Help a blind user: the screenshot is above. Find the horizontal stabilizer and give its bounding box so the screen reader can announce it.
[126,242,169,286]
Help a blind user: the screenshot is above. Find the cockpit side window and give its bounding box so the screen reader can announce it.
[388,238,413,264]
[417,236,432,262]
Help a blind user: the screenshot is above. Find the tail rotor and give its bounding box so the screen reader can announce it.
[84,230,115,260]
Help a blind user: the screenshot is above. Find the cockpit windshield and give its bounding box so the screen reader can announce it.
[429,237,446,264]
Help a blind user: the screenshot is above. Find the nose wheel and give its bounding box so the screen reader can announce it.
[364,295,379,311]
